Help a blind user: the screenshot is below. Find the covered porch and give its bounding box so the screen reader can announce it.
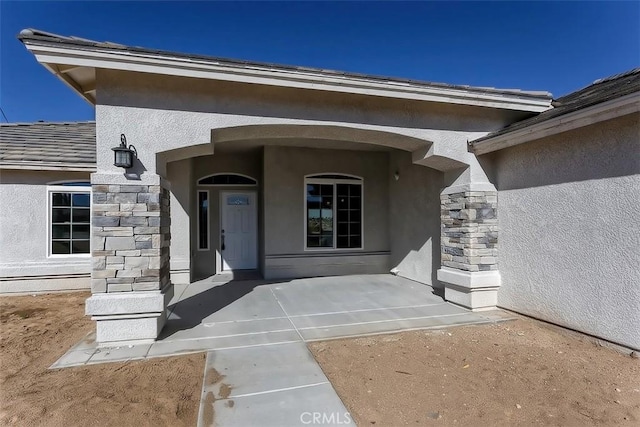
[17,29,553,345]
[52,274,508,367]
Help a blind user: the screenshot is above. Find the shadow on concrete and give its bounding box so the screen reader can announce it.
[158,276,287,340]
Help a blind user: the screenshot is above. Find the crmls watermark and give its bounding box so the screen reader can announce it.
[300,412,352,425]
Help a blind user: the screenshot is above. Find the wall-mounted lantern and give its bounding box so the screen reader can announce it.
[112,134,137,169]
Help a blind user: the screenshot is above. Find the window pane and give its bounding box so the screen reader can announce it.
[72,193,90,207]
[321,196,333,209]
[321,209,333,231]
[307,184,320,197]
[198,192,208,249]
[52,225,70,239]
[52,241,70,254]
[52,208,71,223]
[336,184,362,249]
[319,235,333,247]
[337,196,348,209]
[198,174,257,185]
[307,174,362,181]
[308,216,321,235]
[71,240,90,254]
[227,195,249,205]
[72,208,90,223]
[337,223,349,235]
[52,193,71,207]
[307,184,334,247]
[320,184,333,196]
[307,236,321,247]
[351,221,362,238]
[72,225,90,239]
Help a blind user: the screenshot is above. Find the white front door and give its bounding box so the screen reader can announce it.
[220,191,257,270]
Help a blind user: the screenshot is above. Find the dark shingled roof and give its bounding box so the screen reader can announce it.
[18,28,551,101]
[0,121,96,170]
[472,68,640,145]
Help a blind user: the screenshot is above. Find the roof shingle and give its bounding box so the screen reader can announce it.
[0,121,96,170]
[472,68,640,146]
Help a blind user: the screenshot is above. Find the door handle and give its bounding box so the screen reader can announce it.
[221,229,225,251]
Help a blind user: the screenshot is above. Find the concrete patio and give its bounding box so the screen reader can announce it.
[51,274,511,426]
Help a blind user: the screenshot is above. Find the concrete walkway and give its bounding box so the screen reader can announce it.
[52,274,511,426]
[198,342,350,427]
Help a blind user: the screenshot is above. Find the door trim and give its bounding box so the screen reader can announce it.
[218,190,258,272]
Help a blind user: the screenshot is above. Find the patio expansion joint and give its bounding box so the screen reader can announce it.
[302,318,507,342]
[228,381,330,399]
[157,329,298,343]
[296,311,471,330]
[288,302,447,318]
[201,315,288,326]
[269,287,306,342]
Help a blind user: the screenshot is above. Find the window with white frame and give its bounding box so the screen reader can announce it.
[48,182,91,256]
[305,174,362,250]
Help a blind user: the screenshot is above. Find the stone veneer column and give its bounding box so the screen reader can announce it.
[437,189,501,310]
[86,175,173,345]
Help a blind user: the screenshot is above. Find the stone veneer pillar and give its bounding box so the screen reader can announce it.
[85,174,173,345]
[437,189,501,310]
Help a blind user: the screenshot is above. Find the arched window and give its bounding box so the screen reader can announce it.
[304,174,363,250]
[198,174,257,186]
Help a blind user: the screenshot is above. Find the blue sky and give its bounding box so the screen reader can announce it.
[1,1,638,123]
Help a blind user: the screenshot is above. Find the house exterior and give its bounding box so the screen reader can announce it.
[5,29,638,350]
[0,122,95,293]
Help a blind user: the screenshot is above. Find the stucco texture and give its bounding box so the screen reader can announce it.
[0,169,91,292]
[491,113,640,350]
[389,151,443,287]
[94,69,527,179]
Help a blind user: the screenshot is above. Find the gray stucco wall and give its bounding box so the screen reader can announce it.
[263,145,390,278]
[92,69,536,284]
[0,169,92,293]
[95,69,529,179]
[389,151,443,287]
[491,113,640,350]
[166,158,193,284]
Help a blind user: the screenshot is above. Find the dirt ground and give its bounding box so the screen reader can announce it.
[2,292,639,427]
[0,292,204,427]
[310,317,640,426]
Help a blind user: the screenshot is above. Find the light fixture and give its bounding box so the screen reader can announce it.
[112,134,137,169]
[394,170,400,181]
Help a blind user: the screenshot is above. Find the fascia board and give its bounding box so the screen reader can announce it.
[471,92,640,155]
[24,43,552,113]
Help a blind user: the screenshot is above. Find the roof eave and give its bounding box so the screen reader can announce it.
[0,162,97,172]
[21,39,553,113]
[41,63,96,105]
[470,92,640,155]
